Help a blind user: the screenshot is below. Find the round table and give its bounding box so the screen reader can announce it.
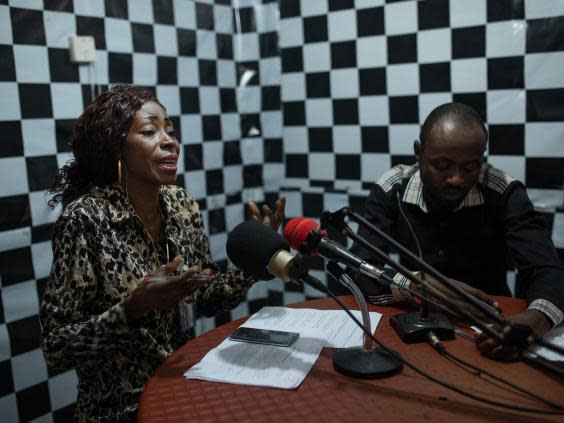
[139,296,563,423]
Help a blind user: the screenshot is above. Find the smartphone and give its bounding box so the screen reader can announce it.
[229,327,299,347]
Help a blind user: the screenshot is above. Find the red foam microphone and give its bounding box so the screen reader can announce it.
[283,217,327,254]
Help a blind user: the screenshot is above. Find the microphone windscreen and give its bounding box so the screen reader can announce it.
[226,219,289,280]
[283,217,320,252]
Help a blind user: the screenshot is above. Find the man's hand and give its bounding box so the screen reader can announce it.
[123,255,212,322]
[247,196,286,232]
[475,309,552,361]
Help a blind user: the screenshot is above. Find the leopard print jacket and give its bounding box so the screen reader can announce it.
[40,184,254,422]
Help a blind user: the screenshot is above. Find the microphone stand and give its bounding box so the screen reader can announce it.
[325,262,402,378]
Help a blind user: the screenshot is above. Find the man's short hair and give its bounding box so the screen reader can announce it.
[419,102,488,149]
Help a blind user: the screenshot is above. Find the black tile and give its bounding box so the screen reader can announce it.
[31,223,55,244]
[452,92,487,121]
[241,113,261,137]
[0,196,31,232]
[487,0,524,22]
[208,208,226,234]
[283,101,306,125]
[49,48,79,82]
[0,45,16,81]
[527,89,564,121]
[247,298,269,313]
[105,0,128,19]
[308,127,333,152]
[53,403,76,423]
[487,56,523,89]
[259,32,278,58]
[216,33,233,59]
[223,140,242,165]
[184,144,202,171]
[76,16,106,50]
[329,0,355,11]
[304,15,328,43]
[205,169,223,195]
[158,56,177,85]
[420,62,451,92]
[285,154,308,178]
[108,52,132,83]
[306,72,330,98]
[359,67,386,95]
[303,193,324,217]
[526,16,564,53]
[333,99,358,124]
[331,41,357,68]
[26,155,59,192]
[280,0,300,18]
[362,126,389,153]
[336,155,361,179]
[170,115,180,140]
[452,26,485,59]
[311,180,334,190]
[202,115,221,141]
[44,0,73,12]
[0,121,23,157]
[488,125,524,155]
[8,315,41,355]
[196,3,214,30]
[11,8,46,45]
[226,192,242,205]
[267,290,284,306]
[357,7,384,37]
[236,61,259,85]
[391,154,416,167]
[387,34,417,64]
[55,119,74,153]
[262,85,280,110]
[235,7,255,33]
[214,310,232,327]
[526,158,564,189]
[0,360,13,397]
[153,0,174,25]
[132,23,155,53]
[265,138,283,162]
[418,0,449,29]
[244,164,263,188]
[389,96,419,123]
[198,60,217,85]
[19,84,52,119]
[16,381,50,422]
[220,88,236,113]
[281,47,303,72]
[178,29,196,56]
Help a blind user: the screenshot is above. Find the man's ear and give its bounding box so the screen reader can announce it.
[414,140,422,162]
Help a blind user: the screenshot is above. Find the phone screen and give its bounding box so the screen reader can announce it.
[229,327,299,347]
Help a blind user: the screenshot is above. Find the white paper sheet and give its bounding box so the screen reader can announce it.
[184,307,383,389]
[533,325,564,362]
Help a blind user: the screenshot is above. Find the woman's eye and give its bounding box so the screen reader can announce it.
[141,129,155,136]
[167,129,176,137]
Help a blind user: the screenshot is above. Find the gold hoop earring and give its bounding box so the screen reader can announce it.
[117,159,122,185]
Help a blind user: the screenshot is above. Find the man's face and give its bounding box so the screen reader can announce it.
[415,116,486,213]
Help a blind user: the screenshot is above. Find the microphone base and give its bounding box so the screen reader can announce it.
[333,347,403,379]
[390,311,455,344]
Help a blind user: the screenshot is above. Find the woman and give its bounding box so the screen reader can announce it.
[40,84,285,422]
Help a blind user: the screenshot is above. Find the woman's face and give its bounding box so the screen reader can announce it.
[122,101,180,188]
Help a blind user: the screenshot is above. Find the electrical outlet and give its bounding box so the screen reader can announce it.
[68,36,96,64]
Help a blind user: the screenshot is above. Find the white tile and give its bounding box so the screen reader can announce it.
[0,6,12,44]
[527,188,563,210]
[389,124,419,155]
[173,0,196,28]
[196,29,218,60]
[2,280,39,323]
[10,0,41,9]
[356,0,385,8]
[417,28,451,63]
[0,83,20,120]
[14,45,50,83]
[281,72,306,101]
[105,17,133,53]
[22,119,57,157]
[44,10,76,48]
[451,58,487,92]
[330,68,358,99]
[208,232,227,261]
[361,153,391,182]
[51,83,83,119]
[73,0,105,17]
[358,96,389,125]
[184,170,206,198]
[154,24,178,56]
[302,1,329,16]
[222,165,243,195]
[31,240,53,279]
[486,21,526,58]
[387,63,419,96]
[356,36,387,68]
[181,116,200,144]
[0,227,31,253]
[303,42,330,72]
[29,190,60,226]
[79,50,108,85]
[48,370,78,411]
[524,0,564,19]
[234,33,259,61]
[279,17,303,48]
[221,113,241,140]
[263,163,284,191]
[487,90,526,124]
[217,59,236,87]
[0,395,18,423]
[552,212,564,249]
[333,126,361,154]
[259,57,281,86]
[12,348,48,391]
[419,93,453,123]
[328,10,357,41]
[0,324,11,361]
[241,137,264,164]
[305,99,333,126]
[525,123,564,157]
[215,4,233,33]
[385,1,417,35]
[256,3,278,33]
[283,127,308,153]
[525,52,564,89]
[200,86,221,114]
[156,86,180,115]
[178,57,199,86]
[449,0,486,27]
[225,203,244,232]
[487,155,525,183]
[128,0,154,23]
[261,111,282,138]
[0,157,28,196]
[133,53,157,85]
[203,141,223,169]
[308,153,335,180]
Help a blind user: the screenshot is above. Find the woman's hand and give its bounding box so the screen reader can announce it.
[247,196,286,232]
[123,255,212,322]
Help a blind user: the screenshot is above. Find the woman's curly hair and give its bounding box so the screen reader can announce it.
[49,84,162,208]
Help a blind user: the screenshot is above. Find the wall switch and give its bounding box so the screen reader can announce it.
[69,36,96,63]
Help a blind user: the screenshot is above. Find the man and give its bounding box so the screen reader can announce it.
[351,102,564,359]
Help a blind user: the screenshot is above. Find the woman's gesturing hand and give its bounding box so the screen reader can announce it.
[247,196,286,232]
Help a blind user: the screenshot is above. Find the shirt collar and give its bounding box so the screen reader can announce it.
[402,165,486,213]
